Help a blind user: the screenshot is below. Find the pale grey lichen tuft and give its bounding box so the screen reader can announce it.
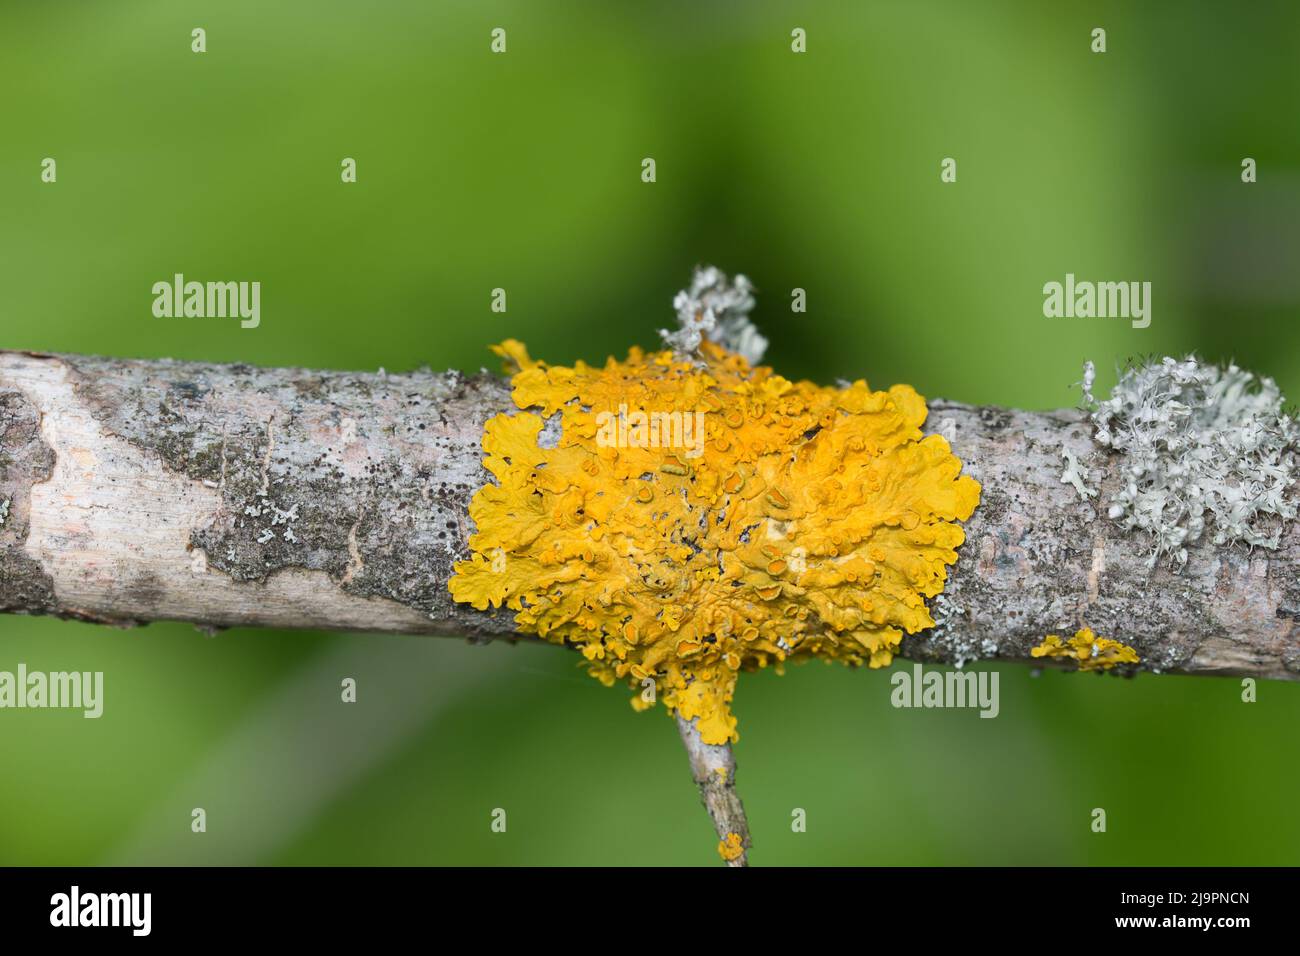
[922,588,997,667]
[1082,355,1299,566]
[1059,447,1097,500]
[661,265,768,365]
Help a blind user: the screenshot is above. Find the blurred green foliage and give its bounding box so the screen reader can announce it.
[1,0,1298,865]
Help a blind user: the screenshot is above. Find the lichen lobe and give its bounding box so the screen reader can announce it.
[1031,627,1139,672]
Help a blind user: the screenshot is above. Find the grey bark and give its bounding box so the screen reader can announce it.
[1,350,1297,682]
[676,713,750,867]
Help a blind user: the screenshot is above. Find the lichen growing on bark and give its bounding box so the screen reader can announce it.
[1030,627,1139,672]
[659,266,767,365]
[1081,356,1299,566]
[449,321,981,744]
[717,832,745,861]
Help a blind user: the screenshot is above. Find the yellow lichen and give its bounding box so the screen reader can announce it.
[718,832,745,862]
[1030,628,1139,672]
[449,340,981,744]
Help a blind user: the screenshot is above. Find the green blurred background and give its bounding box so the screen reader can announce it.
[2,0,1299,865]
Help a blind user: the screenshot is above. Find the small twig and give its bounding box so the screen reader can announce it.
[675,713,751,867]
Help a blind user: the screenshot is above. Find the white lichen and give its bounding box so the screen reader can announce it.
[0,497,9,528]
[1082,355,1299,566]
[1080,360,1097,405]
[927,590,990,667]
[661,265,768,365]
[270,503,300,526]
[1060,447,1097,500]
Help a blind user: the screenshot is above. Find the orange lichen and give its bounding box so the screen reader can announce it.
[718,832,745,862]
[449,340,981,744]
[1031,628,1139,672]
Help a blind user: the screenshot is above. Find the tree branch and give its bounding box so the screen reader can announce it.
[2,349,1295,681]
[0,350,519,640]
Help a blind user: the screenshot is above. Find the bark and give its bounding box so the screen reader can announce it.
[1,349,1297,681]
[676,713,750,867]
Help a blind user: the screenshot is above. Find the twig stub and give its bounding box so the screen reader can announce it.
[675,713,751,867]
